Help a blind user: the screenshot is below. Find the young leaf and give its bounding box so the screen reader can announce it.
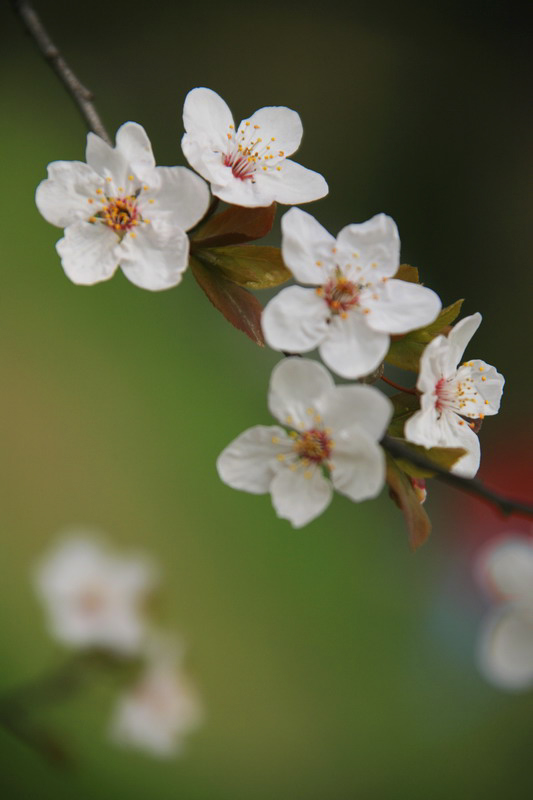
[189,256,265,346]
[190,204,277,248]
[193,246,291,289]
[386,299,464,371]
[388,437,467,478]
[387,392,420,437]
[386,455,431,551]
[394,264,419,284]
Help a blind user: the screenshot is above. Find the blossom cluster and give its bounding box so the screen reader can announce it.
[35,532,202,758]
[35,87,505,537]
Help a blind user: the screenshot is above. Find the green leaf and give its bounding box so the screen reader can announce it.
[387,392,420,437]
[386,455,431,551]
[388,438,467,478]
[191,203,276,248]
[190,256,265,346]
[394,264,419,283]
[385,299,464,371]
[193,245,291,289]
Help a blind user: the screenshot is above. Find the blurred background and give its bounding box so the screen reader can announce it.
[1,0,532,797]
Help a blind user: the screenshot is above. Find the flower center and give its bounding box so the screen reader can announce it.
[223,122,284,182]
[293,428,332,464]
[320,272,360,315]
[100,195,140,232]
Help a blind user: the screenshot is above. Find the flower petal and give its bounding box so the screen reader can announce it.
[216,425,289,494]
[115,122,156,172]
[415,335,449,392]
[207,170,277,208]
[365,279,442,334]
[478,606,533,690]
[319,312,390,379]
[182,87,234,162]
[445,312,482,372]
[141,166,209,232]
[118,221,189,291]
[36,161,102,227]
[318,384,393,441]
[466,360,505,415]
[406,406,480,477]
[86,132,128,187]
[261,286,329,353]
[331,430,386,502]
[259,159,329,205]
[479,537,533,601]
[245,106,303,156]
[336,214,400,278]
[56,221,119,285]
[281,208,336,284]
[404,400,441,449]
[270,467,332,528]
[268,357,334,429]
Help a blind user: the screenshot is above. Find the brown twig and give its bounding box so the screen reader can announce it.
[382,435,533,519]
[10,0,111,143]
[380,375,418,395]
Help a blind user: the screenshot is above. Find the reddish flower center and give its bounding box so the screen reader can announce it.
[293,429,332,463]
[223,151,256,181]
[100,195,140,232]
[321,274,360,315]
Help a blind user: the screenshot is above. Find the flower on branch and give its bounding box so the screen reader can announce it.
[405,313,505,477]
[34,533,157,654]
[217,358,392,528]
[36,122,210,290]
[181,88,328,208]
[261,208,442,378]
[109,634,202,758]
[476,535,533,690]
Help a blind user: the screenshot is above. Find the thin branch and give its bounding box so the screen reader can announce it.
[382,435,533,519]
[380,375,418,395]
[10,0,111,143]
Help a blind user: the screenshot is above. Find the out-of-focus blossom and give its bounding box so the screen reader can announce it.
[34,533,157,654]
[476,535,533,690]
[110,635,202,757]
[36,122,209,290]
[261,208,441,378]
[405,313,505,477]
[181,87,328,207]
[217,357,392,528]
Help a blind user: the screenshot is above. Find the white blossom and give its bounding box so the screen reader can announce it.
[261,208,442,379]
[36,122,210,290]
[217,358,392,528]
[181,88,328,208]
[405,313,505,477]
[110,634,202,757]
[476,535,533,690]
[34,532,157,654]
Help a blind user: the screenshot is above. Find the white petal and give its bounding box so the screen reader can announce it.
[406,407,480,477]
[208,171,277,208]
[319,312,390,379]
[246,106,303,156]
[479,538,533,601]
[86,132,128,186]
[336,214,400,277]
[445,312,482,372]
[416,335,449,392]
[404,401,441,449]
[118,221,189,291]
[261,286,329,353]
[365,279,442,334]
[182,87,234,154]
[270,467,332,527]
[217,425,289,494]
[259,160,329,205]
[318,384,393,441]
[36,161,102,227]
[478,607,533,690]
[56,221,119,285]
[331,431,386,502]
[143,166,209,232]
[115,122,155,171]
[449,417,480,477]
[281,208,336,284]
[466,360,505,416]
[268,358,334,428]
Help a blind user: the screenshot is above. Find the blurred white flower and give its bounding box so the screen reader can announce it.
[34,533,157,655]
[181,87,328,207]
[36,122,209,290]
[476,535,533,690]
[217,357,392,528]
[110,634,202,758]
[262,208,441,379]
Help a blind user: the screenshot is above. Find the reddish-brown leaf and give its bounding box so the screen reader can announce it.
[386,455,432,551]
[191,203,277,248]
[190,257,265,346]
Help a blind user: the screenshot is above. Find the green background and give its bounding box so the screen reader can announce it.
[1,1,531,797]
